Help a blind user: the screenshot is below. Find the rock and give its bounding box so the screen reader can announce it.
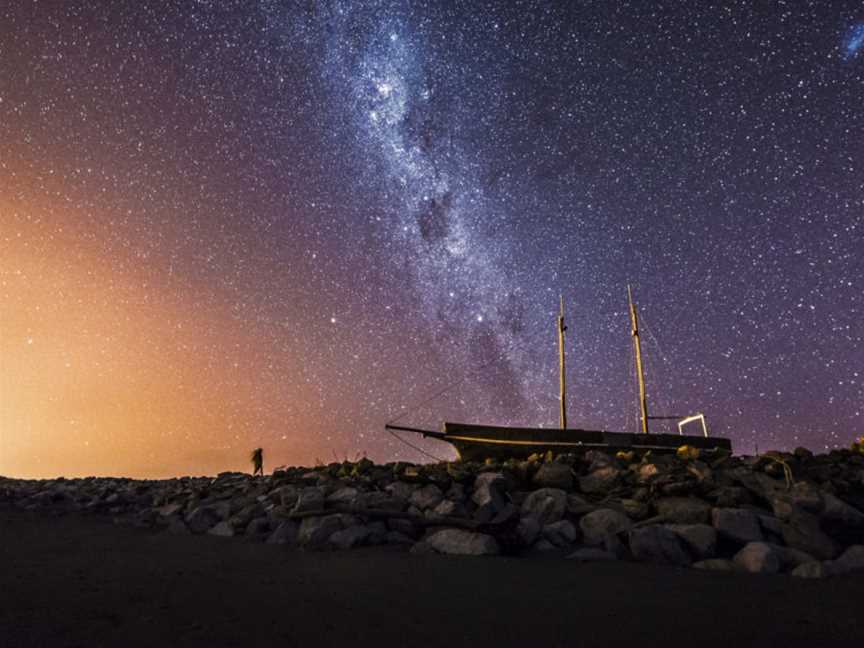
[580,508,632,546]
[166,517,191,535]
[791,562,832,578]
[326,487,359,505]
[245,517,270,538]
[693,559,739,572]
[292,488,325,514]
[520,488,567,525]
[431,499,464,517]
[770,545,816,570]
[532,538,558,552]
[267,520,299,545]
[517,516,541,546]
[620,499,649,520]
[426,529,500,556]
[630,525,691,566]
[533,463,573,490]
[208,521,235,537]
[579,467,621,494]
[387,518,419,538]
[385,481,416,501]
[471,472,508,519]
[185,505,223,534]
[542,520,578,547]
[656,497,711,524]
[711,508,763,544]
[733,542,780,574]
[329,525,371,550]
[821,493,864,527]
[567,547,618,562]
[831,545,864,574]
[409,541,435,555]
[158,503,184,517]
[354,491,405,511]
[779,516,839,560]
[385,531,415,545]
[713,487,753,508]
[298,514,342,547]
[410,484,444,511]
[665,524,717,560]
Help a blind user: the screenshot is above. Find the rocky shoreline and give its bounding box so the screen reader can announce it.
[3,447,864,577]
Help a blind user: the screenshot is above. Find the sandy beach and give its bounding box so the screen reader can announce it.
[1,506,862,648]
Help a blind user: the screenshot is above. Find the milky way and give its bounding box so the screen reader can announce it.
[2,1,864,477]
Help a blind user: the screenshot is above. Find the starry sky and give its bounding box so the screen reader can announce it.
[1,1,863,478]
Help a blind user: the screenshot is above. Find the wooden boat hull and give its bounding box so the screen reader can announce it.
[441,422,732,462]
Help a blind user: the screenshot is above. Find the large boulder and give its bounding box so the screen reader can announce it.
[426,529,500,556]
[580,508,632,546]
[779,516,839,560]
[791,561,832,578]
[542,520,578,547]
[733,542,780,574]
[207,521,235,537]
[630,525,691,566]
[411,484,444,511]
[831,545,864,575]
[533,463,574,490]
[472,473,509,520]
[656,497,711,524]
[329,525,372,550]
[579,467,622,494]
[298,514,342,547]
[711,508,763,544]
[665,524,717,560]
[267,520,300,545]
[520,488,567,525]
[185,505,224,534]
[292,488,326,514]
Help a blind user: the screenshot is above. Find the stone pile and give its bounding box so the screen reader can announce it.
[2,447,864,577]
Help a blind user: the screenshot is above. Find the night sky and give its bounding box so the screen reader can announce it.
[2,1,863,478]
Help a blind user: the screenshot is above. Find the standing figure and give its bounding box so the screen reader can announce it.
[250,447,264,477]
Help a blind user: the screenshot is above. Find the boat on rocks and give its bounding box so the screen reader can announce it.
[386,288,733,461]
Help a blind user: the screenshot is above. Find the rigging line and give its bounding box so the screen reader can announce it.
[386,426,447,463]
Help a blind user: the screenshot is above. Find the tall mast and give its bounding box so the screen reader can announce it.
[628,285,649,434]
[557,295,567,430]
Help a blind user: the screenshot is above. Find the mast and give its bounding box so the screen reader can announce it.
[628,285,649,434]
[557,295,567,430]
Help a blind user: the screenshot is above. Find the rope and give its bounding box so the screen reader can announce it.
[386,426,447,462]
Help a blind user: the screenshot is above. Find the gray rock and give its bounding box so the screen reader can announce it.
[432,499,464,518]
[385,481,416,501]
[733,542,780,574]
[207,521,235,537]
[426,529,500,556]
[185,505,223,534]
[410,484,444,511]
[630,525,691,566]
[298,514,342,547]
[543,520,578,547]
[532,538,558,553]
[693,559,739,572]
[770,544,816,570]
[166,517,191,535]
[329,525,371,550]
[822,493,864,528]
[517,516,541,546]
[520,488,567,525]
[533,463,573,490]
[567,547,618,561]
[409,541,435,555]
[354,491,405,511]
[580,508,632,546]
[472,472,508,519]
[292,488,326,514]
[832,544,864,574]
[158,503,184,517]
[779,516,838,560]
[665,524,717,560]
[326,487,359,505]
[792,561,832,578]
[387,517,419,538]
[579,467,621,494]
[711,508,763,544]
[656,497,711,524]
[385,531,415,545]
[245,517,270,538]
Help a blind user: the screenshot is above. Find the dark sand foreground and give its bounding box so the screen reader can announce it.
[1,507,862,648]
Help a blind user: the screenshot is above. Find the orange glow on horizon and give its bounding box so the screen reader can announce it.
[1,197,319,479]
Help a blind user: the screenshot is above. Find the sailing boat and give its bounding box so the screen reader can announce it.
[385,288,733,461]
